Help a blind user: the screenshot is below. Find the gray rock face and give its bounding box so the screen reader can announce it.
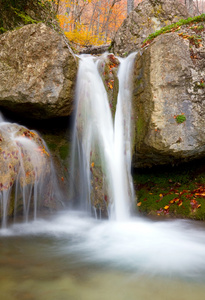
[132,25,205,167]
[111,0,189,56]
[0,23,77,119]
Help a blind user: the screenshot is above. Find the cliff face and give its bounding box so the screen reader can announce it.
[132,19,205,167]
[111,0,189,56]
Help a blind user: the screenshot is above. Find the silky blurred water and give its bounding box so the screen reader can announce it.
[1,211,205,300]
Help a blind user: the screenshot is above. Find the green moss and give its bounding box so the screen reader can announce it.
[143,13,205,44]
[137,116,144,137]
[191,24,204,31]
[134,160,205,220]
[195,81,205,89]
[47,142,57,151]
[175,114,186,124]
[59,145,69,160]
[0,27,7,33]
[12,7,39,24]
[136,113,146,146]
[0,0,58,35]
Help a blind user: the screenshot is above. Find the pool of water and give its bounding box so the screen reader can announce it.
[1,211,205,300]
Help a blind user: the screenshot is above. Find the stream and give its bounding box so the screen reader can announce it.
[1,211,205,300]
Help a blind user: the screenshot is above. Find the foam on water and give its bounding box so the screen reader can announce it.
[2,211,205,280]
[0,114,62,227]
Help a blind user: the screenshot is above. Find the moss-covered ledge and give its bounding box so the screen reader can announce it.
[134,159,205,220]
[142,13,205,47]
[0,0,56,34]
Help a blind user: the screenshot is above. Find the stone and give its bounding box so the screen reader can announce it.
[97,53,120,119]
[111,0,189,56]
[0,120,61,221]
[132,23,205,167]
[0,23,77,119]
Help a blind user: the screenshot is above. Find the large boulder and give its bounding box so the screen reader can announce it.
[111,0,189,56]
[0,119,62,223]
[0,23,77,119]
[132,21,205,167]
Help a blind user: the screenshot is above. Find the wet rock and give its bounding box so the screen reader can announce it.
[0,121,61,222]
[97,53,120,118]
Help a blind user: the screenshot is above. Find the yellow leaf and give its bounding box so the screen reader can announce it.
[91,162,95,168]
[137,202,142,207]
[108,82,113,89]
[159,194,163,197]
[164,205,169,210]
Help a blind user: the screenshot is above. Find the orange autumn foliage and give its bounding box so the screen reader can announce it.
[46,0,144,47]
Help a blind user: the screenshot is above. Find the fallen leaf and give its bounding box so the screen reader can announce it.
[178,201,183,207]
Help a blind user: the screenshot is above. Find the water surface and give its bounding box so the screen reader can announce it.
[1,211,205,300]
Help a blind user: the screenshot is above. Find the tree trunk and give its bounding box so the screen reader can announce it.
[127,0,134,15]
[185,0,194,14]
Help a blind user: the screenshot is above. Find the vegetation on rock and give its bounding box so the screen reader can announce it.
[134,159,205,220]
[0,0,57,34]
[175,114,186,124]
[142,13,205,46]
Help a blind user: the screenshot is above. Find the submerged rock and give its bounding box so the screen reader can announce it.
[0,23,77,119]
[132,22,205,167]
[111,0,189,56]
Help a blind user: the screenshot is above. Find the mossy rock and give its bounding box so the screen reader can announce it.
[134,159,205,220]
[0,0,57,33]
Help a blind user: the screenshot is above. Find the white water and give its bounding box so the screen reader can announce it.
[2,211,205,280]
[2,53,205,290]
[0,114,61,227]
[70,53,135,220]
[60,53,205,281]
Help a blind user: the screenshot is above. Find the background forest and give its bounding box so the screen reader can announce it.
[46,0,205,47]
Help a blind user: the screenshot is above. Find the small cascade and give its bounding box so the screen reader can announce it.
[70,53,136,220]
[0,114,61,228]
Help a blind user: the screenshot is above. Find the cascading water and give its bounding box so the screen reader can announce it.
[0,113,61,228]
[70,53,136,220]
[2,54,205,295]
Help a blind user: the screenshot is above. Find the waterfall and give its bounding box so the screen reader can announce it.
[0,114,61,228]
[70,53,136,220]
